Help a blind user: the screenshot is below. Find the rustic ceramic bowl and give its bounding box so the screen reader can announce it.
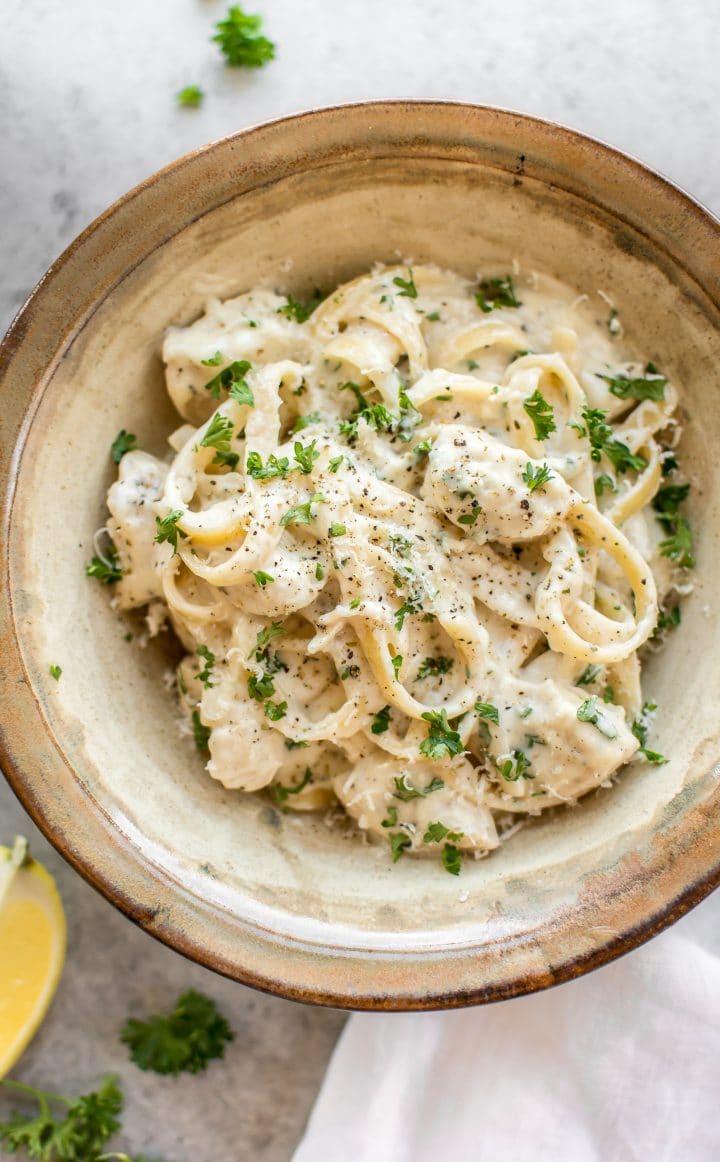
[2,102,719,1010]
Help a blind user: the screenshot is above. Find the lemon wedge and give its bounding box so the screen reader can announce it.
[0,837,66,1078]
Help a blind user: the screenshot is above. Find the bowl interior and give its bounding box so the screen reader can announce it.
[4,105,720,1003]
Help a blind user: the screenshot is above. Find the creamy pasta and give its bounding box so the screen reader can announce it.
[97,263,694,872]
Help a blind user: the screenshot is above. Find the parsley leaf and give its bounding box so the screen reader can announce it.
[600,364,667,401]
[416,656,454,680]
[595,473,617,496]
[251,622,285,655]
[192,711,210,752]
[252,570,274,588]
[394,597,422,630]
[329,455,343,473]
[0,1075,123,1161]
[652,484,695,568]
[522,462,554,491]
[213,5,275,69]
[270,768,313,803]
[201,351,224,366]
[329,522,346,537]
[279,493,326,527]
[277,291,323,323]
[176,84,204,108]
[573,406,646,474]
[290,411,322,435]
[423,821,464,844]
[121,990,233,1075]
[388,832,412,862]
[393,774,444,801]
[523,390,556,441]
[111,429,137,464]
[653,605,681,637]
[441,843,463,875]
[576,696,618,739]
[392,270,418,299]
[154,510,187,553]
[264,699,287,721]
[419,710,463,760]
[49,664,62,681]
[474,701,500,724]
[200,413,238,469]
[203,359,254,405]
[475,275,521,313]
[371,706,392,734]
[86,541,123,585]
[632,702,668,764]
[495,750,533,781]
[293,439,320,475]
[248,671,275,701]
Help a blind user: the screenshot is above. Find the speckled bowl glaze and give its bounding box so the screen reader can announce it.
[2,102,719,1009]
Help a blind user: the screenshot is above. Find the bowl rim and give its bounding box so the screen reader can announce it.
[2,98,720,1010]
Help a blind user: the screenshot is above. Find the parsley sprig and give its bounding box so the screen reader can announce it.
[0,1076,124,1162]
[393,774,444,801]
[576,696,618,739]
[523,390,556,441]
[279,493,326,527]
[200,413,238,469]
[154,510,187,553]
[522,462,554,491]
[213,5,275,68]
[277,291,323,323]
[571,406,646,474]
[416,656,454,680]
[632,702,668,765]
[419,710,463,761]
[392,270,418,299]
[120,990,233,1076]
[652,483,695,569]
[270,768,313,803]
[203,359,254,406]
[86,541,123,585]
[495,749,533,781]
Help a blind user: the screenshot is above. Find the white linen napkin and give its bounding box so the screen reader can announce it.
[293,891,720,1161]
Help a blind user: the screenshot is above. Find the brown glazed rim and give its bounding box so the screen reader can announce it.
[2,101,720,1010]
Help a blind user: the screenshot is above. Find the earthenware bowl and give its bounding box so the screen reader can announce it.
[2,102,719,1009]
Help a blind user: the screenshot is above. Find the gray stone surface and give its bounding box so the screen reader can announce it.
[2,0,720,1157]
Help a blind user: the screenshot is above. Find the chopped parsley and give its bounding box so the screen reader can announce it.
[111,428,137,463]
[390,532,413,557]
[200,412,238,469]
[248,671,276,701]
[86,541,123,584]
[572,406,646,474]
[595,473,617,496]
[371,705,392,734]
[154,510,187,553]
[391,654,403,677]
[600,364,667,402]
[279,493,326,527]
[192,710,210,752]
[417,656,454,680]
[176,84,204,108]
[475,275,521,313]
[381,806,399,828]
[252,570,274,588]
[392,270,418,299]
[632,702,668,764]
[394,597,422,630]
[264,699,287,721]
[49,664,62,681]
[213,5,276,68]
[246,450,291,479]
[315,563,325,581]
[523,390,556,441]
[277,290,323,323]
[495,750,533,781]
[393,774,444,801]
[121,989,233,1075]
[475,701,499,724]
[576,664,602,687]
[270,768,313,803]
[252,622,285,655]
[201,351,224,366]
[576,696,618,739]
[652,483,695,569]
[419,709,463,760]
[203,358,254,404]
[340,663,360,680]
[329,455,344,473]
[329,522,346,537]
[441,843,463,875]
[423,821,464,844]
[293,439,320,475]
[389,831,412,862]
[654,605,681,636]
[196,645,215,688]
[522,461,554,491]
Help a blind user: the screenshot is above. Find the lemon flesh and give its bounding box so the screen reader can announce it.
[0,839,66,1078]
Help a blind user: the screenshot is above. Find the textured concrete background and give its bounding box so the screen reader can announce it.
[2,0,720,1158]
